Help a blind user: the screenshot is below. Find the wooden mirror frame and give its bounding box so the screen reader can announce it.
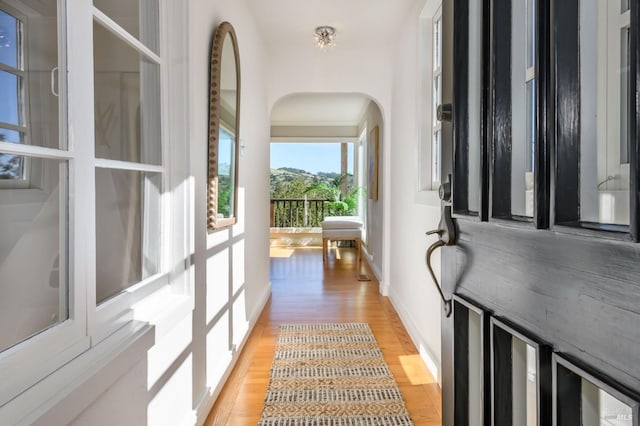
[208,21,241,231]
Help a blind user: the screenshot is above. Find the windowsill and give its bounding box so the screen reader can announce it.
[1,320,155,425]
[415,190,441,207]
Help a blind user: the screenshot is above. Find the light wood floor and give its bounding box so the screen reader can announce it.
[205,246,442,425]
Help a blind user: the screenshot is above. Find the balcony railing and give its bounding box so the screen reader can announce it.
[270,198,329,227]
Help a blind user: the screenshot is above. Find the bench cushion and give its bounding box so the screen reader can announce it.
[321,216,363,229]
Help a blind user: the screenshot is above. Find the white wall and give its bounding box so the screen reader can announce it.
[358,101,385,280]
[387,0,443,382]
[267,47,392,291]
[186,0,272,419]
[264,0,443,382]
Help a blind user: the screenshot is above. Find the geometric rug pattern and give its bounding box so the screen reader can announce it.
[258,323,414,425]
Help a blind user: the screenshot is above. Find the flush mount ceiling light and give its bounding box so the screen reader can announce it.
[314,26,336,49]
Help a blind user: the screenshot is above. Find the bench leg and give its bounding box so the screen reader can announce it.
[355,238,361,268]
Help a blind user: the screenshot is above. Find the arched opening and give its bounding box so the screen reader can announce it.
[268,93,384,278]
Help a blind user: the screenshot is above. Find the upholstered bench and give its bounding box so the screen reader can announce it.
[321,216,363,265]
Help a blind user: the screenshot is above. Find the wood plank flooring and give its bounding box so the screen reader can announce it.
[205,246,442,425]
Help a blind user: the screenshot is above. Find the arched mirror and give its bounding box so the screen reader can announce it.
[208,21,240,231]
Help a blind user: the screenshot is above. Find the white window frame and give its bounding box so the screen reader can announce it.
[90,4,169,343]
[431,6,442,186]
[417,0,444,205]
[0,0,190,417]
[0,0,88,408]
[0,1,31,189]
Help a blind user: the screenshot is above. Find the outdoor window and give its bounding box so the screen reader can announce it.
[0,0,77,407]
[418,0,443,194]
[92,0,166,333]
[0,0,175,411]
[432,5,442,185]
[0,1,68,350]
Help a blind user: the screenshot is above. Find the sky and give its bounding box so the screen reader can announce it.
[271,142,354,175]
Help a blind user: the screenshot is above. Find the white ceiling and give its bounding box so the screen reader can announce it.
[270,93,371,126]
[246,0,416,52]
[248,0,413,125]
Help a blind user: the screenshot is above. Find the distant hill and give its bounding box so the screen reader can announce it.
[270,167,335,199]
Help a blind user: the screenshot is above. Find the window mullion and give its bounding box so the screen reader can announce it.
[0,62,24,75]
[92,7,161,65]
[67,0,97,338]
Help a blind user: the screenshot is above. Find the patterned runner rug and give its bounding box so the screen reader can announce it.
[258,323,414,425]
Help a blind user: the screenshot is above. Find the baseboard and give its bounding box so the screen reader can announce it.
[194,281,272,425]
[388,286,442,386]
[361,245,383,280]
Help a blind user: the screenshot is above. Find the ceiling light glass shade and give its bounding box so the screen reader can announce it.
[314,26,336,49]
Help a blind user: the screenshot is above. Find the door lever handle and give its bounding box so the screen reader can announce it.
[424,177,457,317]
[425,238,452,317]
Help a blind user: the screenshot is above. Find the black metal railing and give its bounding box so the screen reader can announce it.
[270,198,329,227]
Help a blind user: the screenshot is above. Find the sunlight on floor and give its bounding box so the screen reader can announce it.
[269,247,295,258]
[399,354,437,385]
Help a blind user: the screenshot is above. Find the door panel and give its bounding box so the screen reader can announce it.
[440,0,640,424]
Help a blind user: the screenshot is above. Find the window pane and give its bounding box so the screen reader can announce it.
[468,0,482,213]
[433,14,441,70]
[93,22,161,165]
[433,74,441,126]
[1,3,63,149]
[620,27,630,164]
[512,338,538,426]
[0,9,19,68]
[511,0,535,218]
[0,156,68,353]
[527,0,536,69]
[0,152,24,179]
[621,0,629,13]
[0,128,23,144]
[0,70,20,125]
[579,0,629,226]
[581,379,633,426]
[432,130,441,183]
[93,0,160,54]
[96,168,161,304]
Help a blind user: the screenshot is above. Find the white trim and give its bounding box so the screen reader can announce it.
[1,321,153,426]
[94,158,165,173]
[0,62,24,75]
[270,137,359,143]
[92,7,161,65]
[0,141,72,159]
[0,121,28,132]
[93,273,170,344]
[388,285,442,385]
[271,120,361,127]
